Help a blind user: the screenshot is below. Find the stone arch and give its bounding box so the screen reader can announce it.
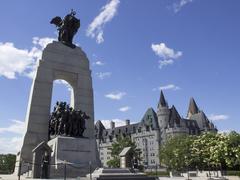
[18,42,95,172]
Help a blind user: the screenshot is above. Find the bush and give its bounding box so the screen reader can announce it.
[224,171,240,177]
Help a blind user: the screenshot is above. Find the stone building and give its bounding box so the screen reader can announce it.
[95,91,217,168]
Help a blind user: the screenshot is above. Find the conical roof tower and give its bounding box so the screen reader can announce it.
[187,97,199,118]
[169,105,181,127]
[158,90,168,108]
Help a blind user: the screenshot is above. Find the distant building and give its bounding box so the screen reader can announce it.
[95,91,217,168]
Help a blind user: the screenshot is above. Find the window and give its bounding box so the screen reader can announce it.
[133,127,136,133]
[138,127,142,133]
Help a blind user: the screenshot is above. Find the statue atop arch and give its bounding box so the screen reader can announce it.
[50,9,80,48]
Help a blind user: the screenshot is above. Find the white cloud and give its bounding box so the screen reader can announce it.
[0,120,25,154]
[158,59,174,69]
[173,0,194,13]
[93,60,105,66]
[0,42,34,79]
[153,84,180,91]
[0,120,25,135]
[0,37,55,79]
[32,37,54,49]
[152,43,182,59]
[105,91,126,100]
[151,43,182,69]
[218,130,234,134]
[208,114,229,121]
[100,119,128,129]
[86,0,120,44]
[96,30,104,44]
[119,106,131,112]
[96,72,112,80]
[0,137,22,154]
[54,79,73,91]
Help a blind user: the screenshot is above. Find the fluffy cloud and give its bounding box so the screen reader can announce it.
[208,114,229,121]
[151,43,182,69]
[0,120,25,134]
[119,106,131,112]
[93,60,105,66]
[86,0,120,44]
[32,37,54,49]
[54,79,73,91]
[158,59,174,68]
[153,84,180,91]
[96,72,112,80]
[0,120,25,154]
[173,0,194,13]
[0,137,22,154]
[0,37,55,79]
[105,91,126,100]
[0,42,34,79]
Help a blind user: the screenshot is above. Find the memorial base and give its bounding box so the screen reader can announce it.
[47,136,99,178]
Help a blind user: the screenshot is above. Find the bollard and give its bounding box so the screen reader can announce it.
[27,162,30,177]
[18,159,22,180]
[64,160,67,180]
[155,164,157,177]
[89,161,92,180]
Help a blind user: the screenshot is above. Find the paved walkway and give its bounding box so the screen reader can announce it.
[1,175,239,180]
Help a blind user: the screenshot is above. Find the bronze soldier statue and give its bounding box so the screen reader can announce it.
[49,101,89,138]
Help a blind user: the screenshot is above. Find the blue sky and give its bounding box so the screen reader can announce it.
[0,0,240,153]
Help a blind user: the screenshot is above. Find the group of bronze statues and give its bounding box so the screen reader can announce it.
[49,101,89,138]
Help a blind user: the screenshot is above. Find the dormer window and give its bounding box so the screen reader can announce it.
[138,127,141,133]
[133,127,136,133]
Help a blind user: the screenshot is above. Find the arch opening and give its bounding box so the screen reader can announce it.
[51,79,74,112]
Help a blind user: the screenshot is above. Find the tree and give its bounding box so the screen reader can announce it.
[0,154,16,174]
[107,136,141,168]
[159,135,195,171]
[160,131,240,172]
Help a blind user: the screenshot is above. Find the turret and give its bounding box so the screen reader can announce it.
[157,91,170,130]
[169,105,181,128]
[187,97,199,118]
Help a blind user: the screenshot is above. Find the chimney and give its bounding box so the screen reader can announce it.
[110,121,115,129]
[125,119,130,126]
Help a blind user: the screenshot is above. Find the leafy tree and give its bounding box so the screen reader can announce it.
[107,136,141,168]
[160,131,240,172]
[0,154,16,174]
[159,135,195,171]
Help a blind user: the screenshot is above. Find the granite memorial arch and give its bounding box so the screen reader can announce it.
[15,41,99,177]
